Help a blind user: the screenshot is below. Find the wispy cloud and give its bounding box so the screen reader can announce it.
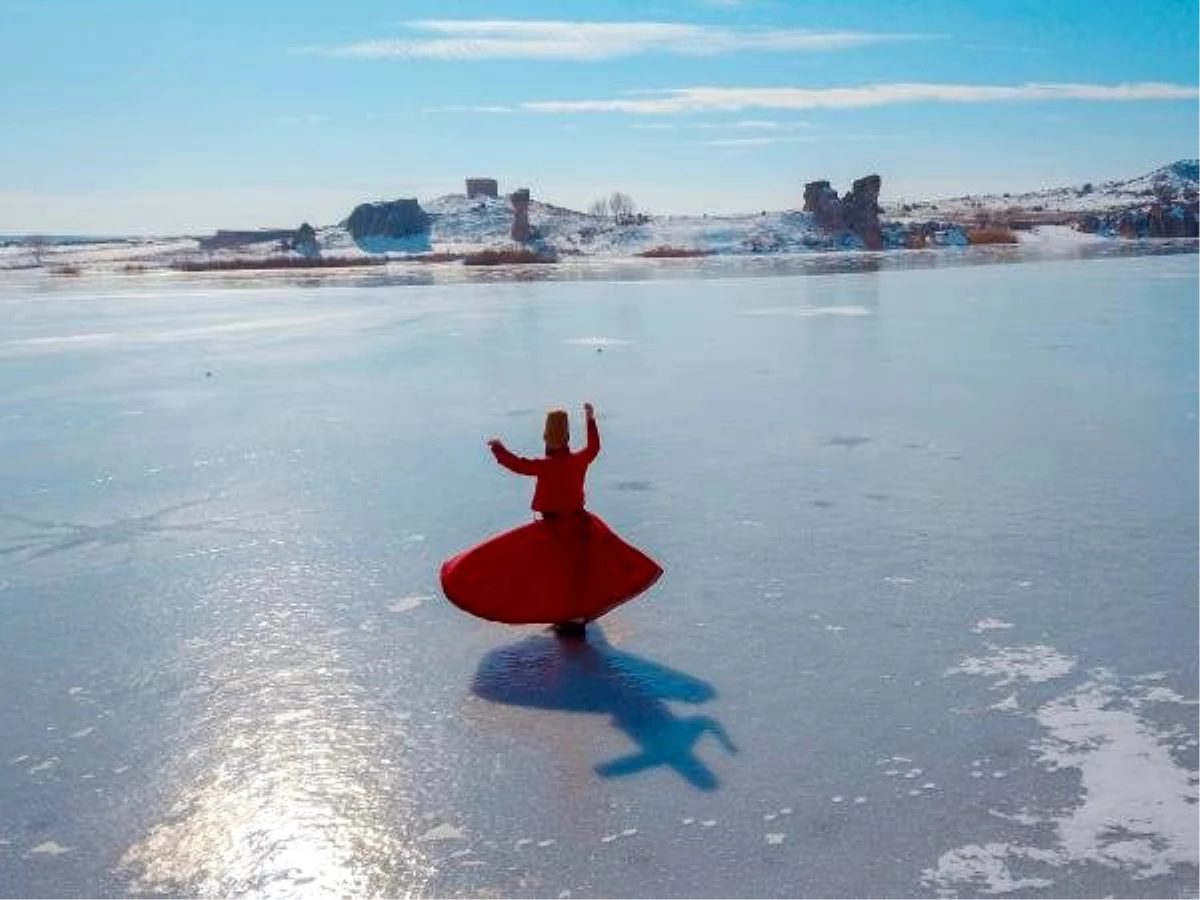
[701,136,815,146]
[277,113,326,125]
[519,82,1200,113]
[632,119,814,131]
[293,19,934,61]
[422,104,516,114]
[702,131,906,146]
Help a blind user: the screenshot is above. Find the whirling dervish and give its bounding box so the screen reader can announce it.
[439,403,662,638]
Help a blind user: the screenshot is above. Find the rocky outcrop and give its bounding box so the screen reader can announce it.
[466,178,498,199]
[344,199,430,241]
[293,222,319,256]
[1074,202,1199,238]
[843,175,883,250]
[803,180,843,231]
[803,175,883,249]
[510,188,532,242]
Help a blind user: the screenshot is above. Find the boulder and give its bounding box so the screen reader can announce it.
[344,199,430,241]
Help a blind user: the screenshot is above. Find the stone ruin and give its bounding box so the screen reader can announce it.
[510,188,532,242]
[804,174,884,250]
[466,178,499,199]
[343,198,430,241]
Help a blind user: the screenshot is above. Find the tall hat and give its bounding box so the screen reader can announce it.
[543,409,570,451]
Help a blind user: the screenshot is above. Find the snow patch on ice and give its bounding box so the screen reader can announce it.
[988,808,1043,827]
[418,823,465,842]
[971,618,1014,634]
[389,594,431,614]
[1033,672,1199,877]
[28,840,71,856]
[948,644,1075,686]
[566,336,631,346]
[990,693,1020,713]
[926,661,1199,892]
[739,305,872,317]
[922,843,1055,895]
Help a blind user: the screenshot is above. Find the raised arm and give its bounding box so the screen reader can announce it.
[488,438,541,476]
[580,403,600,463]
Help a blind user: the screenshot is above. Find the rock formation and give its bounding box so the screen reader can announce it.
[343,199,430,241]
[1074,203,1199,238]
[803,181,843,231]
[466,178,499,199]
[293,222,319,256]
[510,188,531,242]
[803,175,883,249]
[843,175,883,250]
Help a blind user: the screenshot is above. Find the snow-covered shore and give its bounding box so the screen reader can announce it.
[2,161,1195,276]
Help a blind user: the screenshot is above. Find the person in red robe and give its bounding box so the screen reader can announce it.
[439,403,662,638]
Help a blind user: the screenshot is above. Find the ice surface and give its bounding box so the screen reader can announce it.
[0,252,1196,898]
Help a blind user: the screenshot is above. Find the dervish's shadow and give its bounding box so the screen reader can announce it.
[472,628,737,790]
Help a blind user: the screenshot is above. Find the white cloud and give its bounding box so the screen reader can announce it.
[422,104,516,114]
[293,20,933,61]
[701,131,905,147]
[702,135,815,146]
[277,113,326,125]
[520,81,1200,114]
[633,119,813,132]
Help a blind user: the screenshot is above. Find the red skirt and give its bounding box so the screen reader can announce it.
[440,512,663,625]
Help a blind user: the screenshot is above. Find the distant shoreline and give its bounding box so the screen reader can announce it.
[6,236,1194,290]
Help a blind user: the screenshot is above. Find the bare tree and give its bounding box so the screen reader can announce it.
[28,234,48,267]
[587,198,609,219]
[609,191,637,224]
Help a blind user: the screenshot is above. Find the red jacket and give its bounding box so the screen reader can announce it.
[491,417,601,513]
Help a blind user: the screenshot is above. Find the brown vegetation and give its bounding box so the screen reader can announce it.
[171,256,386,272]
[966,227,1019,245]
[410,252,466,263]
[636,246,711,258]
[462,248,556,266]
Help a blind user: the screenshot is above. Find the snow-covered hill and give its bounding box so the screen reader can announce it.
[884,160,1199,222]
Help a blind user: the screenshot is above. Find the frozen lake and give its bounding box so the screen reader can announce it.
[1,252,1197,898]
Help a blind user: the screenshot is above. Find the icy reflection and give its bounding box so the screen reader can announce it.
[0,500,254,563]
[473,629,737,790]
[117,566,433,898]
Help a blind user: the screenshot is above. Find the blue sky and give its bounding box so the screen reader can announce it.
[2,0,1196,234]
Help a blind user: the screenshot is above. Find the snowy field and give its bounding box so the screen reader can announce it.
[0,251,1196,898]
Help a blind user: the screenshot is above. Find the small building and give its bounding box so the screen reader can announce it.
[466,178,499,199]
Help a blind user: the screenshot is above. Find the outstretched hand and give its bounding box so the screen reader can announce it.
[583,402,595,419]
[487,438,502,451]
